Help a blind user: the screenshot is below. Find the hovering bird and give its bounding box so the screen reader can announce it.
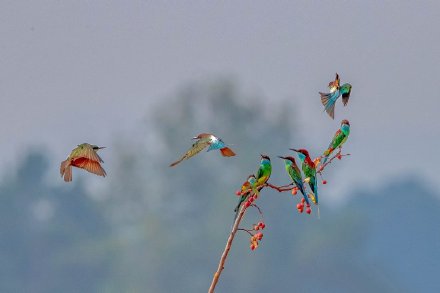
[290,149,318,206]
[322,119,350,164]
[278,156,310,206]
[169,133,235,167]
[320,73,352,119]
[234,155,272,216]
[60,143,106,182]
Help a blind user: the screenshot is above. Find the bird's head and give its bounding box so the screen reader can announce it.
[193,133,212,140]
[260,154,271,161]
[341,119,350,126]
[278,155,297,164]
[290,148,309,157]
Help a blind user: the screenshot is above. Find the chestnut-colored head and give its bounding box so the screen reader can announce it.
[290,148,310,157]
[341,119,350,126]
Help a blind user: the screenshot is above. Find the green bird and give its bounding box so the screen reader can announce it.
[234,155,272,216]
[322,119,350,164]
[278,155,310,206]
[290,149,318,206]
[60,143,106,182]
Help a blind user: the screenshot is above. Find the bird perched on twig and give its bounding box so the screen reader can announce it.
[322,119,350,164]
[169,133,235,167]
[60,143,106,182]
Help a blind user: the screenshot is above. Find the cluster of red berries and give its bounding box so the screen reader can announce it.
[296,198,312,214]
[243,194,258,208]
[291,186,299,195]
[250,221,265,250]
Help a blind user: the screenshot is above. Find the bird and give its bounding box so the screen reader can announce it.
[169,133,235,167]
[278,156,310,206]
[320,73,352,119]
[234,174,257,218]
[322,119,350,164]
[290,149,318,206]
[234,155,272,217]
[60,143,106,182]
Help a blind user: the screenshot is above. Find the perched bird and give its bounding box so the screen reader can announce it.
[60,143,106,182]
[234,155,272,217]
[322,119,350,164]
[234,174,257,217]
[169,133,235,167]
[320,74,352,119]
[278,156,310,206]
[290,149,318,205]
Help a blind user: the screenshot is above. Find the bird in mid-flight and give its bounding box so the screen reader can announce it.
[320,73,352,119]
[60,143,106,182]
[169,133,235,167]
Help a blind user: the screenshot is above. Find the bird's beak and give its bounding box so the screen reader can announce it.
[289,148,299,153]
[278,156,286,159]
[192,137,198,140]
[98,146,106,149]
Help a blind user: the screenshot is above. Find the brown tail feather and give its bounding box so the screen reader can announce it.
[169,158,184,167]
[60,160,73,182]
[220,147,236,157]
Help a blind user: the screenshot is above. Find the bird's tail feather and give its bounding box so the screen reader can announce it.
[169,157,184,167]
[233,194,247,222]
[60,160,73,182]
[220,147,236,157]
[320,92,335,119]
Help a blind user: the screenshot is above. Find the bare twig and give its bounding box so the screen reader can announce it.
[208,203,248,293]
[317,152,350,174]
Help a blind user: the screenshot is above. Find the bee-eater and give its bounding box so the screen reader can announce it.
[278,156,310,206]
[320,74,352,119]
[234,174,257,217]
[169,133,235,167]
[322,119,350,164]
[290,149,318,205]
[60,143,106,182]
[234,155,272,216]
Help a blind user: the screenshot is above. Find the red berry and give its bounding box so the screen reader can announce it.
[298,208,304,213]
[250,244,256,250]
[244,201,251,208]
[322,180,327,184]
[292,189,297,195]
[337,155,342,160]
[249,197,254,203]
[259,222,266,229]
[235,190,241,195]
[254,225,260,231]
[255,232,263,240]
[306,207,312,214]
[296,203,302,210]
[301,198,306,204]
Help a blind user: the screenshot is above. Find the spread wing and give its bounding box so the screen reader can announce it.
[72,157,106,177]
[169,140,209,167]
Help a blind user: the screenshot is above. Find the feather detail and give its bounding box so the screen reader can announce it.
[72,158,106,177]
[220,147,236,157]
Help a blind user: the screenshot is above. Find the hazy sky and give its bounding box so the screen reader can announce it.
[1,1,439,198]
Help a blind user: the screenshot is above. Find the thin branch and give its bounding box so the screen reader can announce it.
[265,182,295,192]
[318,152,350,174]
[208,202,248,293]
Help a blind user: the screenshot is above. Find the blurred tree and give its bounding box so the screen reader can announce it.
[0,151,113,293]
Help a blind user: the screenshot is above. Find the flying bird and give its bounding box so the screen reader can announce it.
[60,143,106,182]
[322,119,350,164]
[290,149,318,206]
[169,133,235,167]
[278,156,310,206]
[320,73,352,119]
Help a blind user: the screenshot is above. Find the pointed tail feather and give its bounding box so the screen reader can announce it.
[169,157,185,167]
[320,92,335,119]
[220,147,236,157]
[61,161,73,182]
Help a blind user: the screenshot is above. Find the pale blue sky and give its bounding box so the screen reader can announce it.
[1,1,439,198]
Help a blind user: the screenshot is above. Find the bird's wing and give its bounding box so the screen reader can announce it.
[78,145,104,162]
[73,157,106,177]
[169,140,208,167]
[342,88,351,106]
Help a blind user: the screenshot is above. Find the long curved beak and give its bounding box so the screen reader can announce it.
[278,156,287,159]
[192,137,198,140]
[289,148,299,152]
[97,146,106,150]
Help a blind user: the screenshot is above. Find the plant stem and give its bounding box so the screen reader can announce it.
[208,204,247,293]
